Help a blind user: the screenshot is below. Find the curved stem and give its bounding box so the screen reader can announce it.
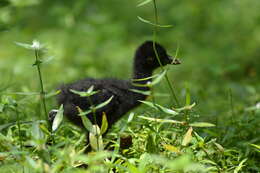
[34,49,55,145]
[152,0,180,107]
[15,106,23,149]
[34,49,49,126]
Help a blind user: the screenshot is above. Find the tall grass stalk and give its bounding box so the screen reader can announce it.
[15,105,23,149]
[33,46,54,145]
[152,0,180,107]
[229,88,235,124]
[34,49,49,127]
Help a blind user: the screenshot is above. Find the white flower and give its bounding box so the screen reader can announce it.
[32,40,41,50]
[256,102,260,109]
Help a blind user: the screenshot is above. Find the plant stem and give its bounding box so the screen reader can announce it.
[87,96,98,125]
[34,49,51,131]
[152,0,180,107]
[15,106,23,149]
[229,88,235,124]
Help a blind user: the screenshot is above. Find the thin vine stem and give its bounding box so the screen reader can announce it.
[15,106,23,149]
[229,88,235,124]
[152,0,180,107]
[34,49,51,131]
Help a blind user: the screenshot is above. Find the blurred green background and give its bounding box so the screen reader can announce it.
[0,0,259,153]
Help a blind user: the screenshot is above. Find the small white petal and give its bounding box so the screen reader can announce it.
[256,102,260,109]
[32,40,41,50]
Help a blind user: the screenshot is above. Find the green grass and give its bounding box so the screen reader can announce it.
[0,0,260,172]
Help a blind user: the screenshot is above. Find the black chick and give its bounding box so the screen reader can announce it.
[53,41,180,130]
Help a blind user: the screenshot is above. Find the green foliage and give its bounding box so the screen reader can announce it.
[70,85,99,97]
[78,96,114,116]
[51,104,63,132]
[100,112,108,135]
[0,0,259,172]
[139,100,179,116]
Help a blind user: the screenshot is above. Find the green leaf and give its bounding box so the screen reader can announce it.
[194,132,204,142]
[15,40,43,50]
[137,0,152,7]
[131,82,150,87]
[189,122,215,127]
[3,92,39,95]
[52,104,64,132]
[132,73,158,81]
[138,115,184,124]
[0,123,13,131]
[15,42,34,50]
[156,104,179,115]
[87,85,95,93]
[214,142,224,152]
[77,107,93,133]
[46,90,61,98]
[79,96,114,116]
[234,159,247,173]
[32,122,44,141]
[100,112,108,135]
[127,112,135,123]
[182,127,193,146]
[137,16,173,28]
[70,88,99,97]
[129,89,151,95]
[250,144,260,152]
[146,133,157,153]
[32,59,42,66]
[149,70,167,86]
[95,95,114,110]
[0,120,45,131]
[39,124,51,136]
[245,102,260,111]
[89,125,103,151]
[126,162,140,173]
[163,144,180,153]
[185,83,190,106]
[139,100,158,110]
[200,159,217,166]
[0,103,4,112]
[119,113,135,133]
[41,56,54,65]
[139,100,178,115]
[174,103,196,112]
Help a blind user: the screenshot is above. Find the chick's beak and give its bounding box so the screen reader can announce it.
[168,55,181,65]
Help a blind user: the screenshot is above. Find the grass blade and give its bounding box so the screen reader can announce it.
[234,159,247,173]
[150,70,167,86]
[77,106,93,133]
[139,100,178,115]
[137,0,152,7]
[137,16,173,28]
[100,112,108,135]
[189,122,215,127]
[182,127,193,146]
[129,89,151,96]
[138,115,184,124]
[70,89,99,97]
[95,96,114,110]
[185,83,190,106]
[89,125,103,151]
[52,104,64,132]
